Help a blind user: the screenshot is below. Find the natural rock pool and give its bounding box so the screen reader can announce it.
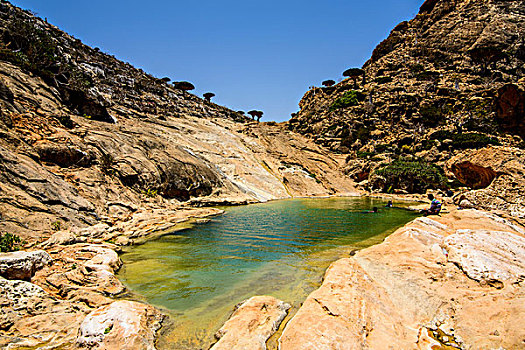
[117,197,419,349]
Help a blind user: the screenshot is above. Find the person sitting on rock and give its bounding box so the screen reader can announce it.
[420,194,442,216]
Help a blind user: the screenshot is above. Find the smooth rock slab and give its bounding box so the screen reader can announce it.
[444,229,525,286]
[279,209,525,349]
[278,258,413,350]
[0,250,52,280]
[76,300,164,350]
[211,296,290,350]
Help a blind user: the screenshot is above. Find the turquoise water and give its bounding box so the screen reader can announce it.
[117,197,418,349]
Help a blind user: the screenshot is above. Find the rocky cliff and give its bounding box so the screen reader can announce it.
[287,0,525,219]
[0,1,356,242]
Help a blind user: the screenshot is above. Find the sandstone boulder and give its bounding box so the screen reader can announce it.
[76,300,164,350]
[211,296,290,350]
[0,250,52,280]
[34,141,92,168]
[41,230,86,247]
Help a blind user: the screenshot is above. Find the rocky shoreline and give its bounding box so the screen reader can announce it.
[1,0,524,348]
[0,206,225,349]
[219,208,525,349]
[2,200,524,349]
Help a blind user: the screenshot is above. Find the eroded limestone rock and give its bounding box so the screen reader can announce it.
[0,250,51,280]
[448,147,525,220]
[0,277,88,349]
[34,244,124,307]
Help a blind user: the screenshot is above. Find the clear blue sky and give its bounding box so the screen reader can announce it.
[11,0,424,122]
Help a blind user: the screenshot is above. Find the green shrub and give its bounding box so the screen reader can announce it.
[375,159,447,193]
[56,115,74,129]
[2,19,58,76]
[329,90,365,112]
[356,151,376,159]
[419,100,454,126]
[429,130,454,141]
[51,220,61,231]
[0,232,24,252]
[451,132,500,149]
[419,104,442,125]
[142,188,158,198]
[426,130,500,150]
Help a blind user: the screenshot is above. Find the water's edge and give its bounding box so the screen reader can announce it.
[116,196,421,349]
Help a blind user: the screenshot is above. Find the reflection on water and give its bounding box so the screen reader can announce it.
[117,197,418,349]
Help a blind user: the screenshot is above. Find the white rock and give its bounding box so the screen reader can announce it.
[444,230,525,285]
[76,300,164,350]
[0,250,52,280]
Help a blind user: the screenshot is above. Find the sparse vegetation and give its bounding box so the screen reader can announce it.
[356,151,376,159]
[419,103,444,126]
[329,90,365,111]
[1,18,58,76]
[51,220,61,231]
[142,188,158,198]
[451,132,501,149]
[425,130,501,150]
[0,232,24,252]
[56,115,74,129]
[375,159,447,193]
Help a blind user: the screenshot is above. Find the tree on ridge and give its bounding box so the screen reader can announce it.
[343,68,365,89]
[203,92,215,101]
[172,81,195,91]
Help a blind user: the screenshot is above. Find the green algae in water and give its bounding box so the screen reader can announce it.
[117,197,418,349]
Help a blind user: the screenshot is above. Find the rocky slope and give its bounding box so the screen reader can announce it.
[0,1,356,243]
[288,0,525,216]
